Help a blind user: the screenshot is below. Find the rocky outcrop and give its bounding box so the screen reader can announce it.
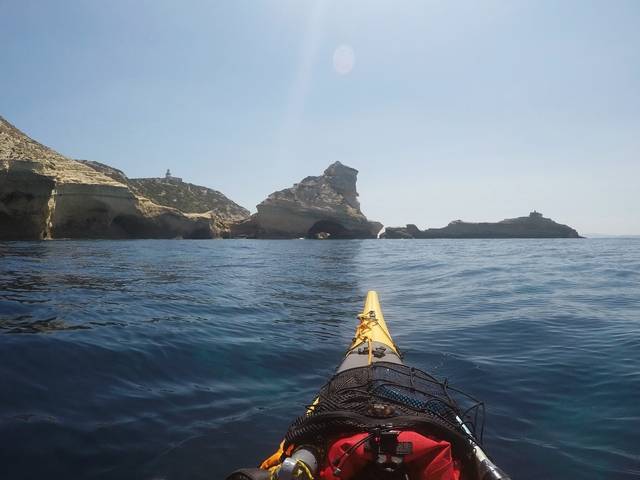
[382,212,582,239]
[232,162,382,239]
[0,116,224,240]
[80,160,250,224]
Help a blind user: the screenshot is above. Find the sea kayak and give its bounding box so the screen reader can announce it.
[227,291,510,480]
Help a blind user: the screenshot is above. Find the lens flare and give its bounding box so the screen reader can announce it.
[333,45,355,75]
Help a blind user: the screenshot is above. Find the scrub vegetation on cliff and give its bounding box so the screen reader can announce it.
[79,160,249,223]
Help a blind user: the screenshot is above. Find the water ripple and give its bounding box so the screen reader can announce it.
[0,238,639,479]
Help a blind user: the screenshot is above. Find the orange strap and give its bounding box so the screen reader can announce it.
[259,441,293,470]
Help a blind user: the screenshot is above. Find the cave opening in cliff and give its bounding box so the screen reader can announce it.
[307,220,349,239]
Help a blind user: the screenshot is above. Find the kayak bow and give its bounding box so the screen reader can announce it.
[349,290,400,356]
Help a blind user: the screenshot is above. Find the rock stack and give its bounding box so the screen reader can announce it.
[232,162,382,239]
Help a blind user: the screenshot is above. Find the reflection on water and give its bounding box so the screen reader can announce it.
[0,315,92,334]
[0,239,639,480]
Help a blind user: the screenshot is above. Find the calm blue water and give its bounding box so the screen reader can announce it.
[1,239,639,479]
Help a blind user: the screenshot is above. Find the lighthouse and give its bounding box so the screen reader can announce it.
[164,169,182,183]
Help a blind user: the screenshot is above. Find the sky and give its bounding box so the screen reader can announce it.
[1,0,639,235]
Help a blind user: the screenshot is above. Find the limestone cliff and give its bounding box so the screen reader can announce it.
[232,162,382,239]
[382,212,582,239]
[0,116,223,240]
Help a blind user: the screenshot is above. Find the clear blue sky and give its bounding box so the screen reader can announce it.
[1,0,638,234]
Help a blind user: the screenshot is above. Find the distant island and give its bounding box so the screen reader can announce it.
[0,114,582,240]
[382,212,582,239]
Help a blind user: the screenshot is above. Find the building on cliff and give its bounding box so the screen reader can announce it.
[165,169,182,183]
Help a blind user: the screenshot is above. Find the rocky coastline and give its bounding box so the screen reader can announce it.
[1,115,583,240]
[0,116,231,240]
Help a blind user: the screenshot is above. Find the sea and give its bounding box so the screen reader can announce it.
[0,239,639,480]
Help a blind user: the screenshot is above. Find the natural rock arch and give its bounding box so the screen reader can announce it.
[307,219,348,239]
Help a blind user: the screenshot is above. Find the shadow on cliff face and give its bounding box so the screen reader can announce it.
[0,170,56,240]
[111,214,215,239]
[307,220,349,239]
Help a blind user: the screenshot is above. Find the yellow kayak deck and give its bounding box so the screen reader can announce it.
[260,290,400,469]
